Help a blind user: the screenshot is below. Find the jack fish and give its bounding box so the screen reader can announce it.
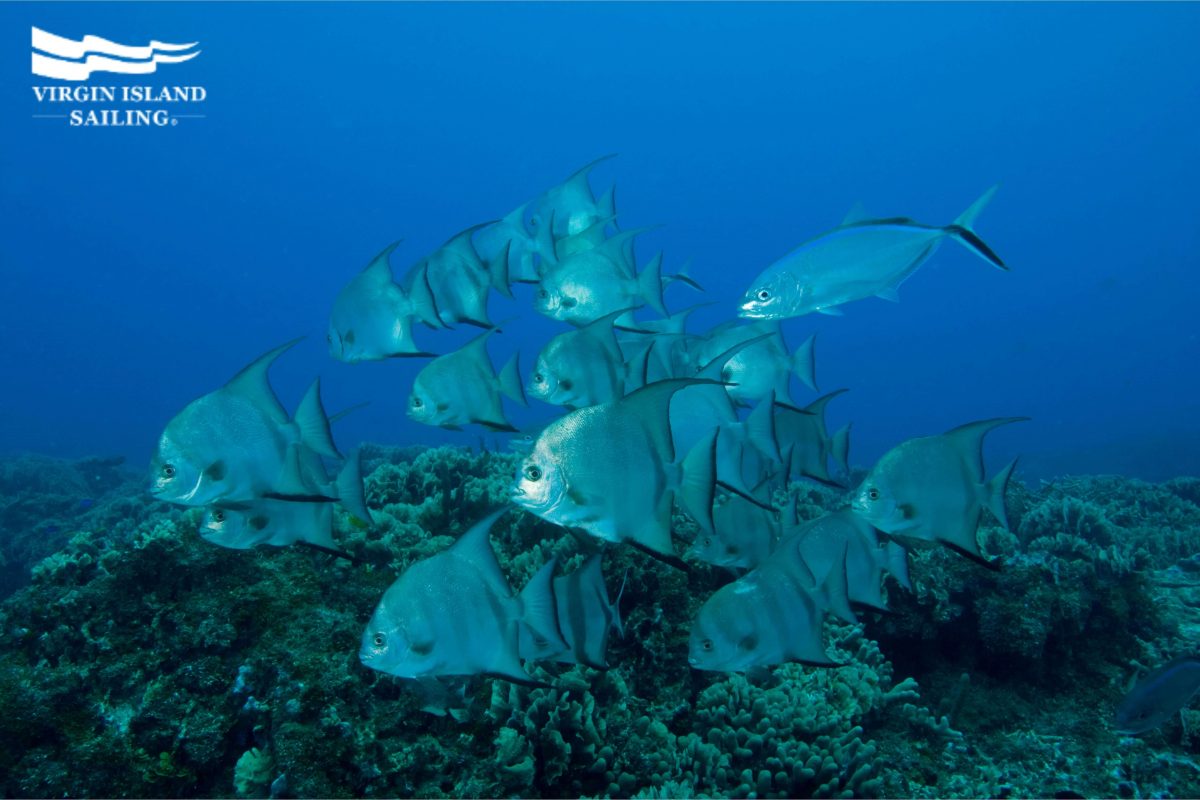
[739,186,1006,320]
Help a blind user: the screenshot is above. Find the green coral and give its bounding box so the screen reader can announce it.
[3,450,1200,797]
[233,746,274,797]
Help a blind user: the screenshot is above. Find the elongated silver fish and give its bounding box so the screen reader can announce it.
[850,417,1026,567]
[408,330,526,432]
[528,308,630,409]
[359,509,565,684]
[328,242,437,362]
[739,186,1006,320]
[511,379,719,566]
[151,344,342,507]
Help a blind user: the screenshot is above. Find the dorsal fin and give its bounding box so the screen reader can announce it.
[361,241,402,282]
[294,378,341,460]
[941,417,1029,483]
[802,388,850,419]
[617,378,720,464]
[223,339,302,425]
[560,154,617,195]
[449,508,512,595]
[440,221,493,264]
[696,332,775,380]
[840,202,870,226]
[501,201,529,230]
[587,225,660,275]
[457,329,500,374]
[579,307,631,360]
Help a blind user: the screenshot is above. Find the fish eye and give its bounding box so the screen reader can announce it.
[212,510,225,523]
[533,373,544,384]
[701,639,714,652]
[372,632,386,648]
[162,464,176,479]
[524,465,542,482]
[537,289,549,299]
[757,289,771,301]
[412,397,423,408]
[867,487,880,501]
[702,537,712,548]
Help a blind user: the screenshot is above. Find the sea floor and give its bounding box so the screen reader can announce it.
[1,446,1198,798]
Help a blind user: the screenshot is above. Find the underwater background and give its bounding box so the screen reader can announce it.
[2,2,1200,798]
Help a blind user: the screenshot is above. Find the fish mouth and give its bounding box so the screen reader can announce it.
[737,302,765,319]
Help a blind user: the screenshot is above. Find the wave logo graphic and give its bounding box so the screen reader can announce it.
[32,26,200,82]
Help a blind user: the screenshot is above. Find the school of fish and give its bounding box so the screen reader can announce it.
[149,156,1048,715]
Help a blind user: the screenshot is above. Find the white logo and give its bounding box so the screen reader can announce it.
[32,26,200,82]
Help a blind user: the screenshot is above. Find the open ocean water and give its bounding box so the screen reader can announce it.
[1,3,1199,798]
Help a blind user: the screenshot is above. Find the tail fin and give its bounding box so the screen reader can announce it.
[814,542,857,625]
[982,457,1019,530]
[336,448,373,526]
[830,423,851,476]
[597,182,618,224]
[518,558,568,656]
[678,429,718,535]
[637,251,668,317]
[533,209,559,275]
[497,353,527,406]
[885,541,912,591]
[666,259,704,293]
[948,185,1007,271]
[294,379,342,460]
[790,333,818,393]
[746,392,782,464]
[490,240,513,299]
[405,262,445,329]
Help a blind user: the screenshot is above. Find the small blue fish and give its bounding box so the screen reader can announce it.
[1115,657,1200,734]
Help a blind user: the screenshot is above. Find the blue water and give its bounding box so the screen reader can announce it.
[2,3,1198,482]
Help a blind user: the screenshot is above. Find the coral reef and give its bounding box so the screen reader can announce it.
[1,450,1199,797]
